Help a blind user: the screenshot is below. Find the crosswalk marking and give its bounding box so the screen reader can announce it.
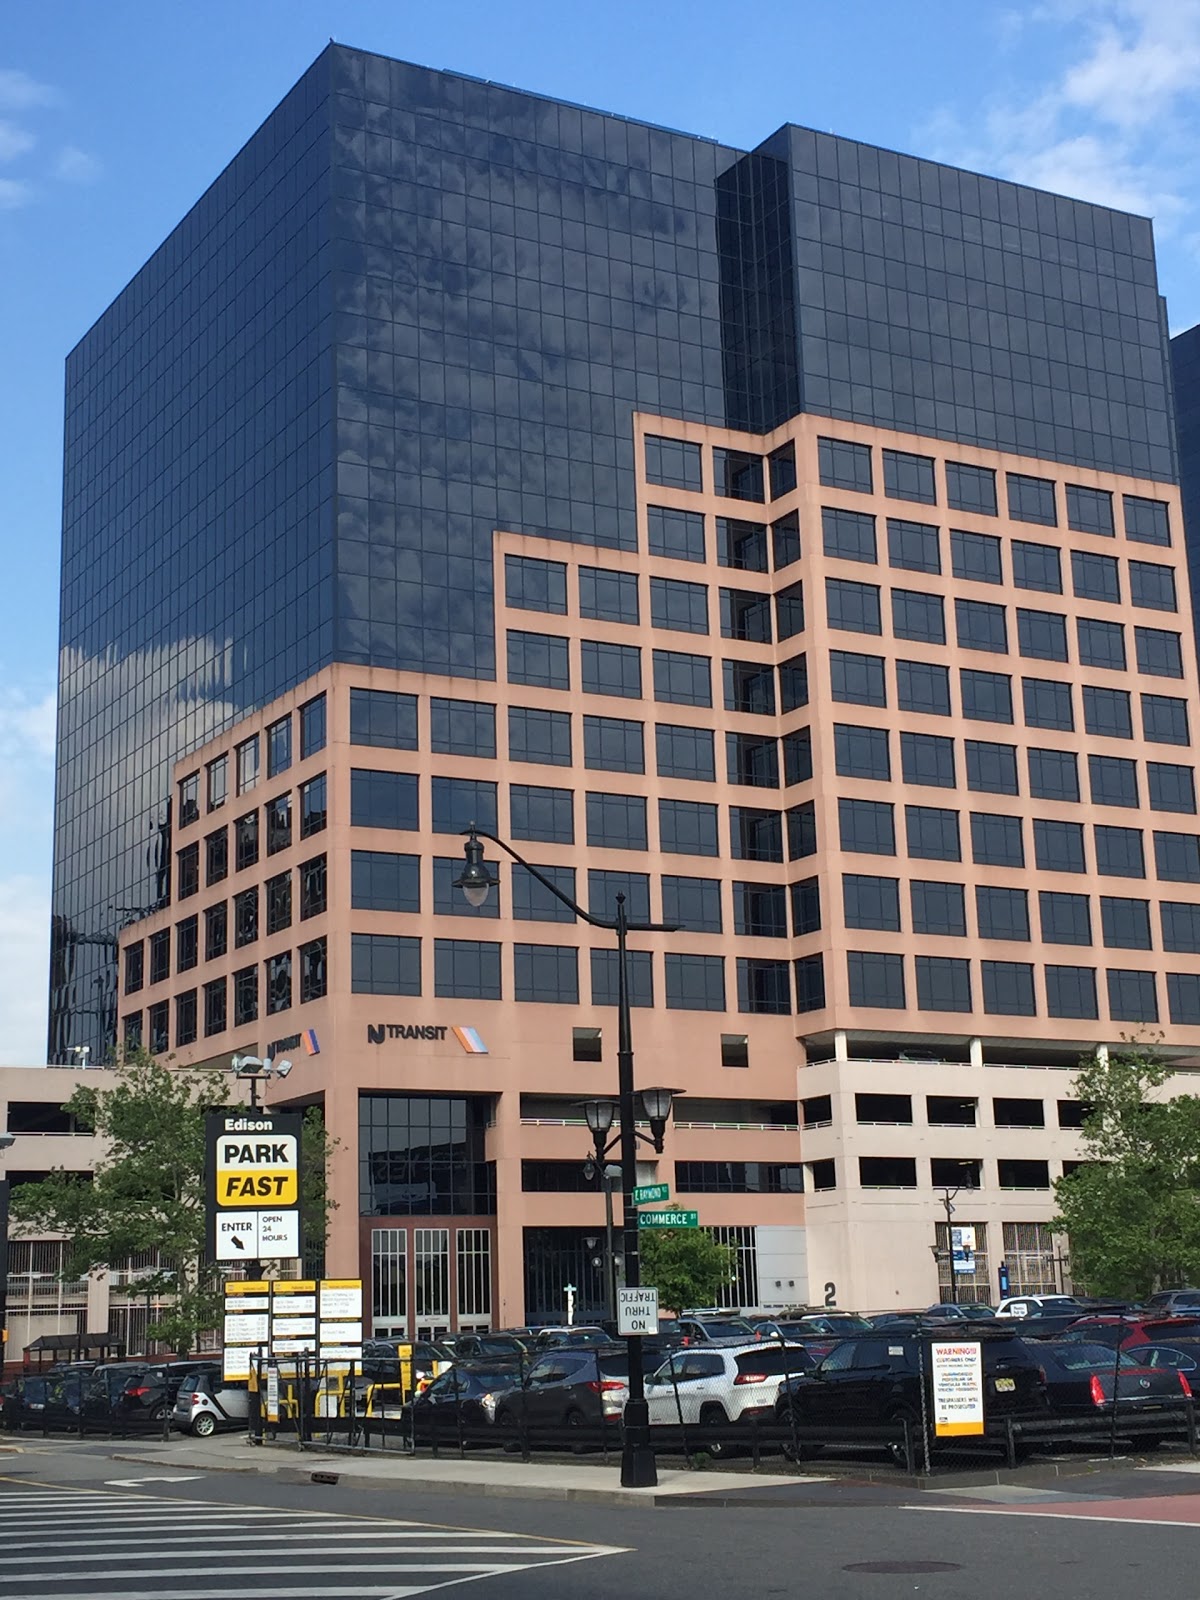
[0,1484,626,1598]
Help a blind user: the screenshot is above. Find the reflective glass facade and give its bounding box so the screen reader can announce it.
[53,43,1180,1059]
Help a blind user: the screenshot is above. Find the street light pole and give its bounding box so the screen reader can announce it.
[455,824,679,1489]
[938,1186,960,1304]
[0,1129,14,1376]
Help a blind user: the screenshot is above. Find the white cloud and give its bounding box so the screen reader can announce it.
[0,875,51,1065]
[0,68,57,112]
[0,175,31,209]
[55,144,100,183]
[0,119,33,162]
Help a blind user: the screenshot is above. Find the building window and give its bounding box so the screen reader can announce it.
[1039,890,1092,946]
[891,588,944,645]
[883,447,936,505]
[300,938,327,1003]
[507,630,571,689]
[656,724,715,782]
[976,885,1029,941]
[1071,550,1120,604]
[1107,968,1158,1023]
[720,1034,750,1069]
[432,777,497,835]
[300,773,327,837]
[176,915,198,974]
[1017,608,1068,662]
[901,732,956,789]
[831,649,887,708]
[300,694,326,758]
[512,863,576,924]
[1136,626,1184,679]
[433,856,501,919]
[966,740,1019,796]
[1046,965,1098,1019]
[916,956,972,1013]
[207,754,228,812]
[148,1000,169,1054]
[511,784,574,844]
[203,979,226,1038]
[1082,686,1133,740]
[233,814,258,872]
[574,1026,603,1062]
[351,850,419,912]
[769,443,797,498]
[818,436,872,493]
[791,877,821,934]
[656,577,711,635]
[961,669,1012,725]
[505,706,570,768]
[353,933,421,995]
[653,649,711,707]
[795,954,826,1012]
[971,812,1024,869]
[843,874,901,932]
[266,952,292,1014]
[946,461,997,516]
[1088,755,1138,809]
[149,929,170,986]
[982,961,1036,1016]
[267,716,292,777]
[204,827,228,887]
[234,887,258,948]
[177,838,200,902]
[205,902,227,961]
[1066,484,1114,537]
[234,965,258,1026]
[236,735,259,795]
[847,951,905,1009]
[1154,830,1200,882]
[1034,818,1086,874]
[888,518,940,572]
[583,715,643,774]
[505,553,568,615]
[645,434,702,492]
[717,517,769,572]
[266,793,292,856]
[1124,495,1171,546]
[430,698,496,758]
[1148,762,1197,815]
[665,953,725,1011]
[835,724,890,782]
[514,944,579,1004]
[265,872,292,936]
[1013,541,1062,594]
[1094,825,1145,879]
[1023,678,1073,732]
[662,875,723,933]
[714,447,764,501]
[579,566,640,625]
[822,507,877,564]
[587,871,651,926]
[660,799,720,856]
[719,586,769,642]
[737,958,791,1013]
[586,792,647,851]
[590,949,654,1007]
[911,880,966,937]
[775,582,805,639]
[1077,617,1126,672]
[724,659,776,715]
[1142,694,1190,747]
[951,530,1003,585]
[779,654,809,711]
[786,803,817,860]
[1008,473,1057,526]
[732,806,784,861]
[782,729,813,785]
[1102,896,1152,950]
[1028,748,1079,804]
[647,505,706,562]
[124,941,144,995]
[178,773,199,827]
[351,769,418,831]
[1168,973,1200,1024]
[957,599,1007,654]
[906,805,960,862]
[733,881,788,938]
[827,577,881,635]
[897,659,951,717]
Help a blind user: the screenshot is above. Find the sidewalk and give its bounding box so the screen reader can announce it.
[101,1434,806,1506]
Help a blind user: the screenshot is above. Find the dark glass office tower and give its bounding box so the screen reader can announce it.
[51,42,1180,1060]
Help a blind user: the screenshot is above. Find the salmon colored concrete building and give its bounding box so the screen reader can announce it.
[53,46,1200,1328]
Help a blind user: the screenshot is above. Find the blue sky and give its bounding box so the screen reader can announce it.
[2,0,1198,1061]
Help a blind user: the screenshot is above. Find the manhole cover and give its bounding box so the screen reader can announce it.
[844,1562,963,1574]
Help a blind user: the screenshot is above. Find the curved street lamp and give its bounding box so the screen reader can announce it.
[455,822,680,1488]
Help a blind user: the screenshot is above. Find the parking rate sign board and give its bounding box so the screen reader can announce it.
[206,1108,305,1263]
[930,1341,985,1436]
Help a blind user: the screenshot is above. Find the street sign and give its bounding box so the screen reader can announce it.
[617,1286,659,1335]
[637,1209,698,1229]
[632,1183,670,1205]
[205,1108,304,1263]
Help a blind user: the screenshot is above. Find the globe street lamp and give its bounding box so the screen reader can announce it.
[455,822,679,1488]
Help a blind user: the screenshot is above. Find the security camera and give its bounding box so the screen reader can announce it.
[275,1059,293,1080]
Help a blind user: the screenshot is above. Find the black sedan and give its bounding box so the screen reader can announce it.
[409,1362,523,1444]
[1035,1341,1191,1442]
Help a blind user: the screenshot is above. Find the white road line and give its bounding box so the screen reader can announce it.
[902,1503,1200,1529]
[0,1531,546,1551]
[0,1589,433,1600]
[0,1545,615,1565]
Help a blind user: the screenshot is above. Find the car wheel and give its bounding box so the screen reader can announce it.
[191,1412,217,1438]
[564,1408,589,1455]
[150,1404,167,1423]
[886,1407,920,1468]
[778,1408,823,1462]
[496,1411,521,1454]
[699,1403,734,1459]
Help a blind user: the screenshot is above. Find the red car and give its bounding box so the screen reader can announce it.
[1060,1315,1200,1351]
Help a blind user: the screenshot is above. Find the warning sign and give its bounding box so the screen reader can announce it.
[206,1109,304,1264]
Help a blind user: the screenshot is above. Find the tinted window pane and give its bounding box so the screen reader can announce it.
[1028,748,1079,803]
[645,435,702,491]
[887,518,940,573]
[883,448,936,504]
[510,706,572,766]
[982,961,1037,1015]
[1142,694,1190,746]
[1148,762,1197,814]
[1124,495,1171,546]
[1007,473,1057,526]
[901,732,956,789]
[971,812,1024,868]
[1046,965,1099,1019]
[1071,550,1120,604]
[1034,819,1087,874]
[1083,685,1133,739]
[586,792,648,851]
[656,723,715,781]
[508,630,570,689]
[1023,677,1073,731]
[951,530,1003,585]
[1136,627,1184,678]
[511,785,574,844]
[961,670,1012,725]
[847,951,905,1008]
[581,639,641,699]
[1107,968,1158,1023]
[839,798,895,856]
[957,599,1007,654]
[431,777,497,834]
[818,437,872,493]
[1077,617,1126,671]
[1017,608,1068,662]
[966,740,1019,795]
[433,939,502,1000]
[1101,896,1152,950]
[1130,561,1178,613]
[505,554,567,614]
[946,461,997,516]
[662,875,723,933]
[351,769,419,830]
[647,505,706,562]
[1088,755,1139,809]
[660,799,720,856]
[897,659,951,717]
[653,649,712,707]
[835,724,890,782]
[657,577,711,634]
[910,880,966,937]
[665,953,726,1011]
[977,885,1029,940]
[1066,484,1114,537]
[906,805,960,862]
[843,874,901,931]
[1094,825,1145,879]
[350,688,418,749]
[579,566,639,625]
[830,650,886,707]
[891,588,945,645]
[916,956,972,1013]
[583,715,644,774]
[823,507,877,564]
[1039,890,1092,945]
[430,697,496,757]
[1012,540,1062,594]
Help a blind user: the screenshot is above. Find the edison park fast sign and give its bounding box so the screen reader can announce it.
[205,1109,305,1263]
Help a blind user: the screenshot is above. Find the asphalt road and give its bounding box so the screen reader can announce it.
[6,1439,1200,1598]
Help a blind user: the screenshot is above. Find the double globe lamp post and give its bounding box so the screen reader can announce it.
[454,824,680,1488]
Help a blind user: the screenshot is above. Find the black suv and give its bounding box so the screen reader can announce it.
[493,1345,628,1447]
[775,1331,1044,1463]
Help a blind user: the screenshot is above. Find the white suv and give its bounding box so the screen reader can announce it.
[643,1341,813,1455]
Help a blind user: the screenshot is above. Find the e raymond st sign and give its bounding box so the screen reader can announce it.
[206,1109,304,1263]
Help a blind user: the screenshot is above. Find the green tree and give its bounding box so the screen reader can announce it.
[1052,1043,1200,1298]
[638,1228,735,1314]
[10,1048,337,1351]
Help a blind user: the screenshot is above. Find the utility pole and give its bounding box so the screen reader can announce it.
[937,1186,960,1304]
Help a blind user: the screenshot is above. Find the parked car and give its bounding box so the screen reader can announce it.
[673,1315,760,1344]
[113,1360,223,1424]
[494,1345,629,1446]
[171,1371,250,1437]
[995,1295,1083,1318]
[408,1361,524,1443]
[1033,1340,1191,1443]
[532,1325,611,1350]
[361,1339,452,1393]
[645,1341,815,1456]
[926,1304,996,1319]
[442,1333,532,1359]
[775,1332,1044,1464]
[0,1376,52,1430]
[1126,1343,1200,1372]
[1062,1315,1200,1351]
[1144,1289,1200,1317]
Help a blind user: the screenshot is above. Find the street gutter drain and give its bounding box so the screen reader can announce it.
[844,1562,963,1574]
[310,1471,340,1485]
